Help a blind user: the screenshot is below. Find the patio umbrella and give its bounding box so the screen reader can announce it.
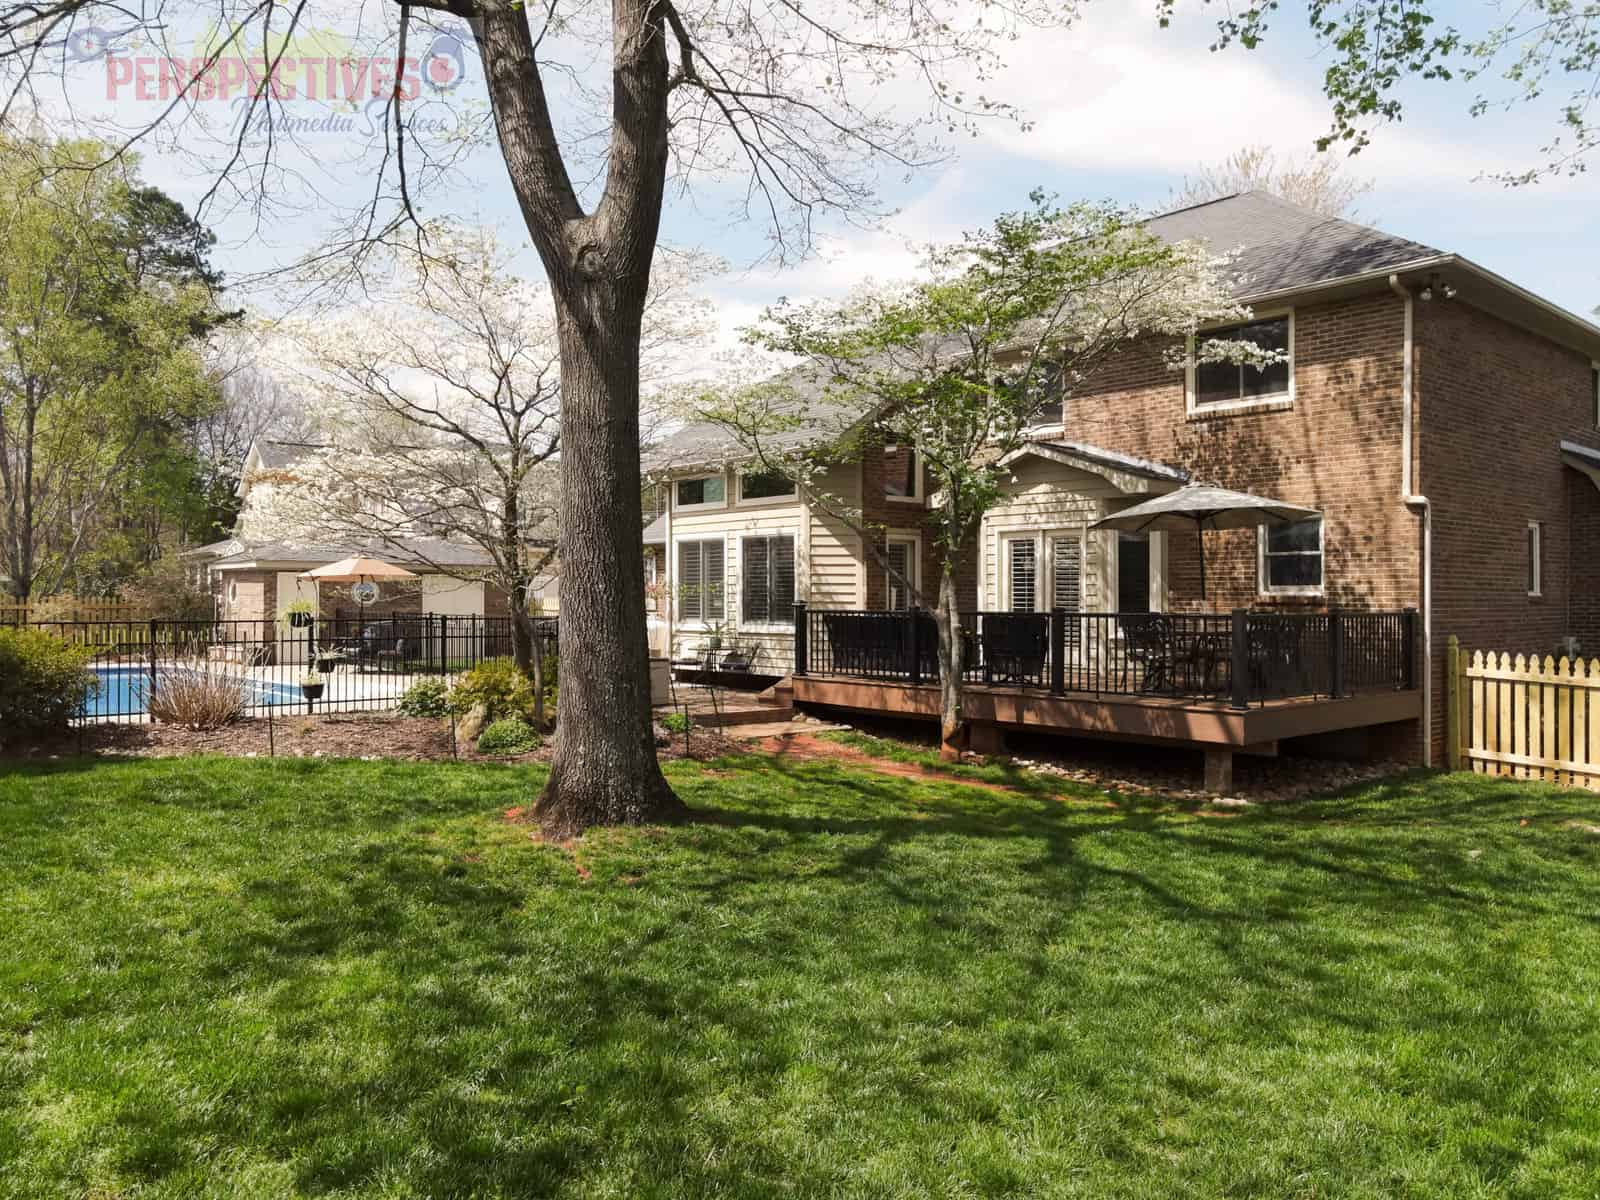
[299,556,420,619]
[1091,483,1320,602]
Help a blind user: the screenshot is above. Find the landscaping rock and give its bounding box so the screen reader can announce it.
[457,703,489,744]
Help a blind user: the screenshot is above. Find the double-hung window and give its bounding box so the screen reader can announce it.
[1260,518,1323,594]
[1193,316,1291,409]
[884,444,921,501]
[677,538,725,622]
[740,535,796,624]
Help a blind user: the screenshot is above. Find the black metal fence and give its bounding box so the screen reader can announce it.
[22,614,554,722]
[792,603,1417,707]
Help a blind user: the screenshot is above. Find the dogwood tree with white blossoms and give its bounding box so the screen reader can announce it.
[701,195,1261,758]
[256,222,717,694]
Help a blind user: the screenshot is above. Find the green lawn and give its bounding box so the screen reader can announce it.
[2,749,1598,1199]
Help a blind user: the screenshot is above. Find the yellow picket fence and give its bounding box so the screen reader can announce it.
[1447,636,1600,789]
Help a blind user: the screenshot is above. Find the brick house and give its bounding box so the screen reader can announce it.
[646,192,1600,770]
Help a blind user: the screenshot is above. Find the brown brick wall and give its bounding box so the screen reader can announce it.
[1417,298,1600,760]
[1065,290,1422,617]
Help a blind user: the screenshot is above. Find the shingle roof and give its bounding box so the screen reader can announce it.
[1146,191,1442,299]
[253,440,328,469]
[210,537,494,568]
[1018,439,1189,483]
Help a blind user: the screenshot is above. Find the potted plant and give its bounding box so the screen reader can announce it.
[281,598,317,630]
[299,669,324,702]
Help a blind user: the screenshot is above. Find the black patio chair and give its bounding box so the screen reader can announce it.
[1119,613,1174,693]
[978,613,1049,686]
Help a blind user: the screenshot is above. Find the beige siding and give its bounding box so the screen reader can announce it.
[806,462,864,612]
[981,459,1128,611]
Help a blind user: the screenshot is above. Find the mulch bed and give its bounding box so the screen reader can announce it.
[5,714,746,766]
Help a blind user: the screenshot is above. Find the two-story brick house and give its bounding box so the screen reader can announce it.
[647,191,1600,770]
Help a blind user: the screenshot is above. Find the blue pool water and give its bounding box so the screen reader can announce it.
[86,666,301,719]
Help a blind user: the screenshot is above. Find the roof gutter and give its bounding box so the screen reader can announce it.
[1390,273,1433,767]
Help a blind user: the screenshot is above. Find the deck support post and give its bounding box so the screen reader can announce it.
[1203,748,1234,795]
[968,721,1006,756]
[792,602,808,676]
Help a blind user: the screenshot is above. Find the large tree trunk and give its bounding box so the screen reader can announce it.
[935,567,965,761]
[532,286,683,837]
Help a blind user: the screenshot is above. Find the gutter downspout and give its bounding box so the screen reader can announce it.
[1390,273,1433,766]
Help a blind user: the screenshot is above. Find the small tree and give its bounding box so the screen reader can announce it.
[704,196,1254,758]
[260,223,713,703]
[1171,144,1373,218]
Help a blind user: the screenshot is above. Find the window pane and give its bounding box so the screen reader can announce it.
[1118,533,1150,613]
[1195,360,1239,406]
[677,476,724,505]
[1267,554,1321,588]
[677,541,701,622]
[742,537,769,623]
[886,541,912,611]
[704,540,724,618]
[1008,539,1036,613]
[1267,519,1320,553]
[741,469,795,500]
[884,446,917,497]
[773,537,795,618]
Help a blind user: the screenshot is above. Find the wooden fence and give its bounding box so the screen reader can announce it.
[1447,635,1600,789]
[0,600,146,625]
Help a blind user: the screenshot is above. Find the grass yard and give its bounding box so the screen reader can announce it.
[2,746,1599,1198]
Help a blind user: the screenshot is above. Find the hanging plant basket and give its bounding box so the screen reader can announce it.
[300,682,324,701]
[288,611,314,629]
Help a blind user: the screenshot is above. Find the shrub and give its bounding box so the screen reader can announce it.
[146,660,249,730]
[449,657,538,723]
[659,711,692,735]
[476,717,541,756]
[397,677,451,718]
[0,627,97,743]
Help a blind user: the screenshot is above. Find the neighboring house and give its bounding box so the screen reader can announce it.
[645,192,1600,768]
[184,440,542,632]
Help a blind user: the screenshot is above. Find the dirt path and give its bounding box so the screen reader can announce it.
[756,732,1023,796]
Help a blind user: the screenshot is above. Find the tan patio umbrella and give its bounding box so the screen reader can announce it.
[1091,483,1320,602]
[299,556,420,619]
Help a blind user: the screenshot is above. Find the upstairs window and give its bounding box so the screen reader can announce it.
[741,535,796,624]
[883,444,920,501]
[739,468,796,502]
[1260,518,1323,594]
[676,475,725,508]
[1194,316,1291,408]
[677,538,725,622]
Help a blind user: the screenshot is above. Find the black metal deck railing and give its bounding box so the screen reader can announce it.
[791,604,1417,708]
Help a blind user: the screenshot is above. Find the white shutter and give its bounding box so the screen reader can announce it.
[885,541,912,611]
[1008,539,1037,612]
[703,539,725,620]
[1051,537,1081,612]
[678,541,702,622]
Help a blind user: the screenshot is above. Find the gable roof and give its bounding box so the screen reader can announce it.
[1145,191,1441,300]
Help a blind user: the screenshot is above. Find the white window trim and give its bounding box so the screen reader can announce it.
[1186,309,1295,418]
[1528,520,1543,598]
[673,533,728,630]
[1002,531,1044,613]
[673,472,730,512]
[883,443,926,504]
[1258,518,1326,598]
[735,528,801,634]
[735,469,799,509]
[884,532,920,611]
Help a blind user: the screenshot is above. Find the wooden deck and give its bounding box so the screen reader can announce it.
[791,674,1423,753]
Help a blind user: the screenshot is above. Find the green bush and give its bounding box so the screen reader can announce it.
[0,627,97,743]
[396,677,451,718]
[476,717,541,756]
[449,657,538,723]
[659,711,692,735]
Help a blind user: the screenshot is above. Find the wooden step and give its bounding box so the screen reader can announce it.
[695,704,794,728]
[757,676,795,706]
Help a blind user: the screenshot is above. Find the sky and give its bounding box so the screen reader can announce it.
[39,0,1600,339]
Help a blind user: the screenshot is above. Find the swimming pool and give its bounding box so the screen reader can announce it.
[85,666,302,719]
